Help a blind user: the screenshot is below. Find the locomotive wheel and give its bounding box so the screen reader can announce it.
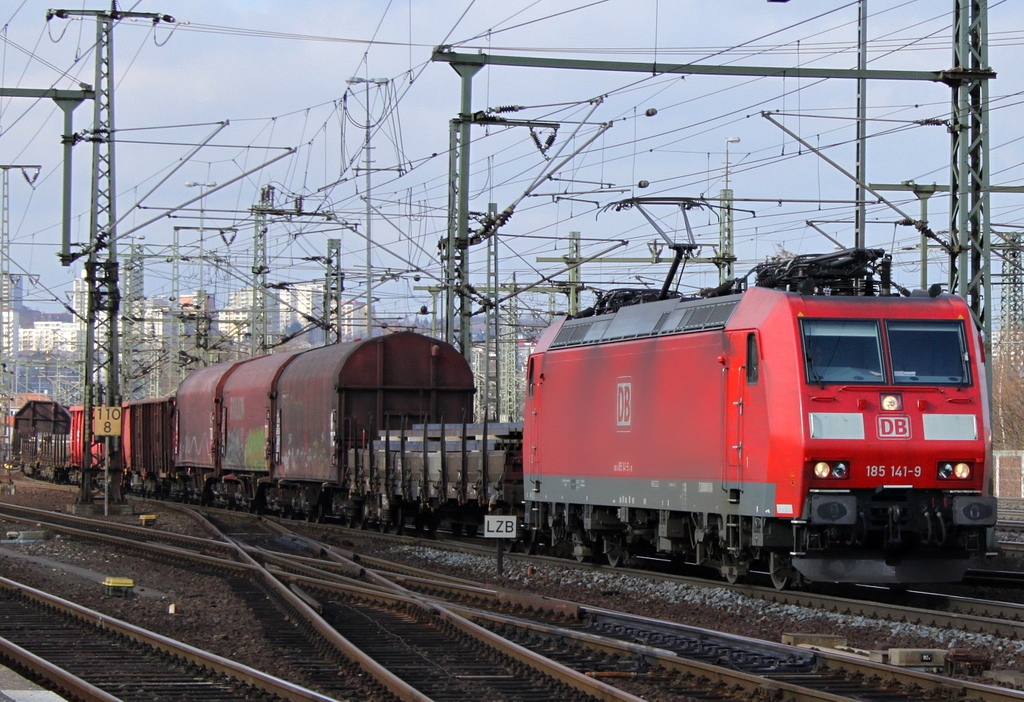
[769,552,794,590]
[571,532,590,563]
[721,554,742,584]
[605,536,626,567]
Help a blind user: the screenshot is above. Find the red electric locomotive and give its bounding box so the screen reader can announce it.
[523,249,995,586]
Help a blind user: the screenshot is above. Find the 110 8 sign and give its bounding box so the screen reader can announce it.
[92,406,122,437]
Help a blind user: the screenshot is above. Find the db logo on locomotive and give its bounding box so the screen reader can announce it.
[617,379,632,431]
[877,415,911,439]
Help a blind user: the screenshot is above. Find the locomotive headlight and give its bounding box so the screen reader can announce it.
[880,393,903,411]
[812,460,850,479]
[938,461,973,480]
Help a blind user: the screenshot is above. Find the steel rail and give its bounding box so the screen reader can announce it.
[252,521,1024,702]
[260,516,646,701]
[249,532,1024,702]
[265,542,1024,702]
[0,575,339,702]
[265,508,1024,638]
[0,634,122,702]
[275,543,1024,702]
[274,568,644,702]
[196,511,434,702]
[13,492,1024,699]
[455,603,1024,702]
[0,502,235,556]
[0,509,255,576]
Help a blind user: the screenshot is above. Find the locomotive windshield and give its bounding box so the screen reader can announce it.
[801,318,971,386]
[802,320,884,384]
[887,320,970,385]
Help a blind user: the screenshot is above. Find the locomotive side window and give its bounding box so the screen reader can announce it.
[886,320,970,385]
[746,332,759,385]
[801,319,883,385]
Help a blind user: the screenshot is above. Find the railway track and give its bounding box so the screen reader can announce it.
[0,506,398,700]
[204,509,643,702]
[285,514,1024,640]
[7,490,1024,700]
[0,574,339,702]
[259,520,1024,702]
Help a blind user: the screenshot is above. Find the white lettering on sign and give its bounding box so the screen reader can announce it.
[484,515,517,538]
[877,415,911,439]
[617,377,632,431]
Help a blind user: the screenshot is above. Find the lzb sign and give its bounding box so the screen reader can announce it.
[484,515,517,538]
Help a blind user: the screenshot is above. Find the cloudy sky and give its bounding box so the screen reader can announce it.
[3,0,1023,331]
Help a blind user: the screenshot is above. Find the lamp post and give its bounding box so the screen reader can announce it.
[719,137,741,284]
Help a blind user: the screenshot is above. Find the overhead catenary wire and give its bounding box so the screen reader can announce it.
[1,0,1019,351]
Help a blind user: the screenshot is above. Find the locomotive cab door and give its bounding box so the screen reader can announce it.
[526,357,541,478]
[723,330,756,504]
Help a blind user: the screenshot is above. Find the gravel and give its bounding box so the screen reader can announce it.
[1,474,1022,695]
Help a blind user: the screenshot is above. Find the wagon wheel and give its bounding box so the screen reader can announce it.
[344,503,362,529]
[515,528,539,555]
[769,551,794,590]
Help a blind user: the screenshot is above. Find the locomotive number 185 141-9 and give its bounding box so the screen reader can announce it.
[864,465,922,478]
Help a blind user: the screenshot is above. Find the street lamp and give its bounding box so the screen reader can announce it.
[724,137,740,191]
[185,181,216,235]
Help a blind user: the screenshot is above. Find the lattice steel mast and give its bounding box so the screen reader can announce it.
[949,0,993,350]
[48,6,174,507]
